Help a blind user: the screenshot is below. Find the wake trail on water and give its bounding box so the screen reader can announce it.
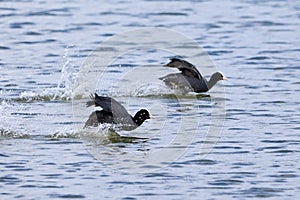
[0,47,79,138]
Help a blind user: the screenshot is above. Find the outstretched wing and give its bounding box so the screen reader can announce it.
[165,58,203,79]
[86,93,130,118]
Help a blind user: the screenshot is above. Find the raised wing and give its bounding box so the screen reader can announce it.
[86,93,130,118]
[164,58,204,79]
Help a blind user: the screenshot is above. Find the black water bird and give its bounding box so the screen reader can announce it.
[159,58,227,93]
[84,93,151,131]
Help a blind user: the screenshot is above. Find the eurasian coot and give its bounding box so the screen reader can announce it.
[84,93,151,131]
[159,58,227,93]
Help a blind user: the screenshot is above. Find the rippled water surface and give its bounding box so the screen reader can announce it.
[1,0,300,199]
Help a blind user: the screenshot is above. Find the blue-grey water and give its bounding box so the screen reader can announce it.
[1,0,300,199]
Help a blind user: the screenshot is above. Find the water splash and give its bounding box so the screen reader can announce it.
[18,46,78,102]
[0,100,30,138]
[130,83,170,97]
[53,46,78,100]
[48,127,79,140]
[0,128,30,139]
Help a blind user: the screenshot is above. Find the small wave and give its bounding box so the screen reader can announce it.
[127,83,211,100]
[130,83,171,97]
[17,88,72,102]
[80,127,148,145]
[0,128,30,139]
[0,100,30,138]
[147,12,188,16]
[0,46,10,50]
[79,126,117,145]
[47,131,79,140]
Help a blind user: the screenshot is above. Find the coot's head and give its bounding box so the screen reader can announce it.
[212,72,227,81]
[133,109,151,126]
